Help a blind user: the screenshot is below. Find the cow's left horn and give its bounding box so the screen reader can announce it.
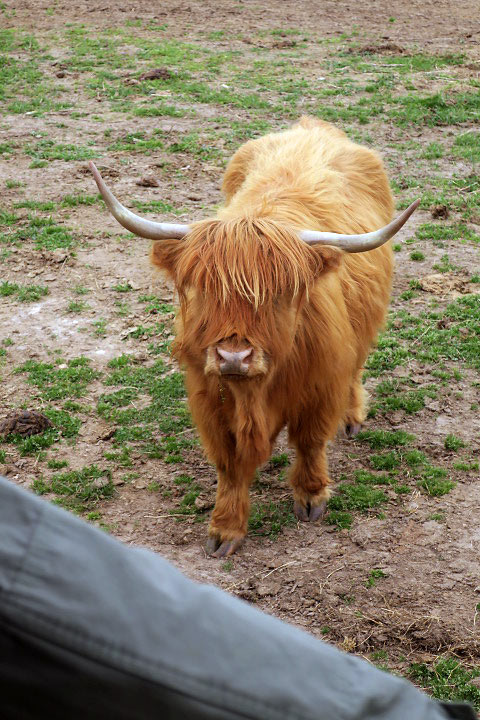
[89,162,190,240]
[299,199,420,253]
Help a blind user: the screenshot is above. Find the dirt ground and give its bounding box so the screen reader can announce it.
[1,0,479,698]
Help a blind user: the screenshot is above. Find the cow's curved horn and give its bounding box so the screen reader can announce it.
[89,162,190,240]
[299,200,420,253]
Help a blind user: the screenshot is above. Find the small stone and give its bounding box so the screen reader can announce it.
[194,495,213,511]
[92,477,110,489]
[139,67,172,81]
[256,581,281,597]
[136,176,159,188]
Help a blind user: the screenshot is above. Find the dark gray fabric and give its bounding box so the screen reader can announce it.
[0,477,474,720]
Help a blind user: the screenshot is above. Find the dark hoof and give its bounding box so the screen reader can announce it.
[293,500,327,523]
[345,423,362,438]
[206,535,244,558]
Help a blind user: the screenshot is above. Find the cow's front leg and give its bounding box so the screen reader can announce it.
[206,462,257,558]
[288,435,331,523]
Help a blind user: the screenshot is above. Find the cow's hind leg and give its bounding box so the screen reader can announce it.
[288,429,332,523]
[343,368,367,438]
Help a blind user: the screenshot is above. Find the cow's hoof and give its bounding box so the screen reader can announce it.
[293,500,327,523]
[345,422,362,438]
[206,535,244,558]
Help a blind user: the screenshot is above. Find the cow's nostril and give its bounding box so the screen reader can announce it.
[217,347,253,364]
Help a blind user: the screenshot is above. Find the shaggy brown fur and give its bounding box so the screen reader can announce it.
[151,116,394,555]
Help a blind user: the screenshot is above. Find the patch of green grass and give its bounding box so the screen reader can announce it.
[170,475,204,517]
[249,500,296,538]
[132,103,186,118]
[390,297,480,371]
[453,461,479,472]
[371,380,438,415]
[4,408,81,457]
[139,295,175,315]
[328,483,388,513]
[270,453,289,467]
[365,334,410,377]
[366,568,387,588]
[417,466,455,496]
[112,282,134,293]
[404,449,429,467]
[370,451,401,471]
[0,29,71,116]
[104,445,132,467]
[416,222,479,246]
[97,354,190,461]
[33,464,114,512]
[410,250,425,261]
[74,285,90,295]
[67,300,89,313]
[356,429,414,449]
[433,254,458,273]
[453,131,480,163]
[422,142,444,159]
[168,132,222,161]
[131,199,175,214]
[24,139,100,162]
[0,216,76,250]
[16,357,100,400]
[409,658,480,710]
[353,469,392,486]
[0,141,17,155]
[61,194,101,207]
[47,458,69,470]
[14,199,57,212]
[444,434,465,451]
[108,132,164,154]
[429,512,446,523]
[325,510,353,530]
[126,324,156,339]
[0,281,49,303]
[92,319,107,337]
[390,90,480,127]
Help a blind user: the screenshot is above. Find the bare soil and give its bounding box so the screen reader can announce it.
[1,0,479,683]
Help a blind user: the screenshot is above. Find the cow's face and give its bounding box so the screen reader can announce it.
[187,289,303,380]
[151,219,342,380]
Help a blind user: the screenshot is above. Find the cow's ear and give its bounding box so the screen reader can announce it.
[150,238,184,279]
[309,245,343,276]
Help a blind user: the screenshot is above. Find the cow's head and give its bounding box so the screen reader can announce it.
[89,162,419,381]
[151,218,343,380]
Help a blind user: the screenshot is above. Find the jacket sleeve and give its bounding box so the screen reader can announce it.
[0,476,474,720]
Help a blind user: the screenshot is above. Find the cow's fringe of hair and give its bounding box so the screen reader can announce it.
[175,218,319,308]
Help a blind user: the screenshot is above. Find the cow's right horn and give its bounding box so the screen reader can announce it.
[299,199,420,253]
[89,162,190,240]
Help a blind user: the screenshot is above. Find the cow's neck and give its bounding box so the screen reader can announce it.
[224,380,271,467]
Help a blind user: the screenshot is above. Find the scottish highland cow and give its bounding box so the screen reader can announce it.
[90,117,418,557]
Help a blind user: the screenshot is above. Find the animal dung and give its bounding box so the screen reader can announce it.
[0,410,53,438]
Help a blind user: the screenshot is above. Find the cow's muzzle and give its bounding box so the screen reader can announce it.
[216,347,253,376]
[205,342,267,379]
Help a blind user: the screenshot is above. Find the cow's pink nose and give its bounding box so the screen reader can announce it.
[216,347,253,376]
